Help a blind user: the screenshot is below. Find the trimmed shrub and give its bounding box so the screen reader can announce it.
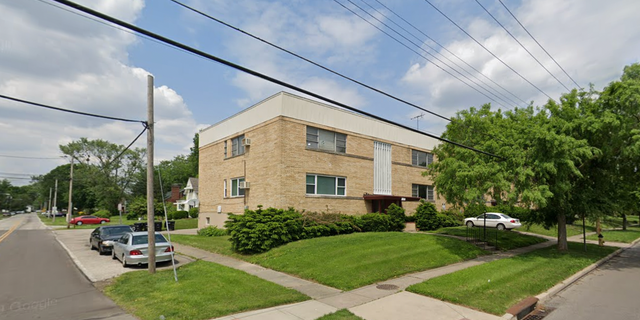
[491,204,532,221]
[126,212,138,220]
[93,209,111,218]
[197,226,227,237]
[354,213,403,232]
[386,203,407,230]
[173,210,189,220]
[189,207,199,219]
[226,207,303,254]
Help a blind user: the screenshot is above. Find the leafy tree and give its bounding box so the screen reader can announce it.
[59,138,145,214]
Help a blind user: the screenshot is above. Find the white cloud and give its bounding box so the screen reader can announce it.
[400,0,640,115]
[0,0,200,184]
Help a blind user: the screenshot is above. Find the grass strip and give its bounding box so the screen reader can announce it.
[431,226,548,250]
[104,260,308,320]
[317,309,364,320]
[407,242,617,315]
[172,232,487,291]
[586,227,640,243]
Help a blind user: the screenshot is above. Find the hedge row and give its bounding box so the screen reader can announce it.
[225,206,406,254]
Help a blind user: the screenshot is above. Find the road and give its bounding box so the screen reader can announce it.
[544,242,640,320]
[0,213,135,320]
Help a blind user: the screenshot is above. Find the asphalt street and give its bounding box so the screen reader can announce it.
[0,213,135,320]
[544,242,640,320]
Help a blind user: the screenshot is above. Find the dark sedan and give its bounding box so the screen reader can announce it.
[90,225,134,255]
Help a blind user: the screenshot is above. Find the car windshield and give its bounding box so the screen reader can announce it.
[103,226,132,236]
[132,234,167,245]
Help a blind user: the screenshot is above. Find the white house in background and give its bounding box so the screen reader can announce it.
[176,177,199,211]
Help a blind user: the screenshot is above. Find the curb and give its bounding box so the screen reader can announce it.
[536,237,640,304]
[52,230,98,283]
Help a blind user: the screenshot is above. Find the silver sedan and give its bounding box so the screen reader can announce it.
[112,231,174,267]
[464,212,522,230]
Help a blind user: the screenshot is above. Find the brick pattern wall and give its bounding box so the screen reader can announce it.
[199,116,449,228]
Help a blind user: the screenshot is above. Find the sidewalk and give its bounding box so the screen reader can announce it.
[172,233,559,320]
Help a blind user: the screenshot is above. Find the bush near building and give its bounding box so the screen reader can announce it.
[189,207,199,218]
[225,206,405,254]
[415,201,459,231]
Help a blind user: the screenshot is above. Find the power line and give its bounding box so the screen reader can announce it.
[474,0,570,91]
[0,94,146,124]
[335,0,508,109]
[353,0,515,109]
[422,0,552,99]
[0,154,63,160]
[51,0,504,160]
[497,0,581,89]
[373,0,527,106]
[168,0,451,122]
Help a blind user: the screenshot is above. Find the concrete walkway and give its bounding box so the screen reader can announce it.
[172,232,564,320]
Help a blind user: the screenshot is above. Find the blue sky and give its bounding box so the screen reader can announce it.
[1,0,639,184]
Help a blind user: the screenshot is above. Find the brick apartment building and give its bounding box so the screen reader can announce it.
[198,92,446,228]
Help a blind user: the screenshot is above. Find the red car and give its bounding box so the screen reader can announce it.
[70,215,110,226]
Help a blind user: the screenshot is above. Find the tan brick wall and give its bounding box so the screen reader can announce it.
[198,116,450,228]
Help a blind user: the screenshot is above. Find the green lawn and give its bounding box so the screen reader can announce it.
[586,227,640,243]
[518,223,596,238]
[407,242,617,315]
[171,218,198,230]
[104,260,308,320]
[172,232,487,291]
[431,227,548,250]
[317,309,364,320]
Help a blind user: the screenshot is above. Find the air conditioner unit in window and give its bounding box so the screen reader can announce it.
[242,138,252,146]
[239,181,250,189]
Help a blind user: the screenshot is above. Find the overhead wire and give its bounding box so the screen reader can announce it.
[359,0,520,109]
[0,154,63,160]
[474,0,571,91]
[0,94,146,124]
[373,0,527,107]
[497,0,581,89]
[168,0,450,122]
[335,0,509,109]
[51,0,505,160]
[422,0,552,99]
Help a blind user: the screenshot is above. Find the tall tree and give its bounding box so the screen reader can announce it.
[59,138,144,214]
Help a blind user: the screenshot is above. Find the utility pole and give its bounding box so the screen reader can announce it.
[147,74,156,273]
[52,179,58,222]
[411,113,425,130]
[66,157,74,229]
[48,188,52,217]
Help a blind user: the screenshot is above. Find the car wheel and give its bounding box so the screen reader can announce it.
[100,220,106,224]
[497,224,506,231]
[112,249,117,260]
[466,221,474,228]
[77,221,83,226]
[122,255,128,268]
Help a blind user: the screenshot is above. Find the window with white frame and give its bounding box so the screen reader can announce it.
[231,135,245,157]
[306,126,346,153]
[412,184,434,201]
[412,150,433,167]
[223,179,227,198]
[231,177,245,197]
[306,174,346,196]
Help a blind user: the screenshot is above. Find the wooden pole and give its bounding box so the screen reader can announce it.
[147,74,156,273]
[66,157,74,229]
[52,179,58,223]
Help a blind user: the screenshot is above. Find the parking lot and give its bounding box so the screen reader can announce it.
[54,228,194,282]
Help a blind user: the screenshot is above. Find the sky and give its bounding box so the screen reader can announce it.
[1,0,639,185]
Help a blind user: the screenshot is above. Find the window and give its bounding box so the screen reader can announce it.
[223,179,227,198]
[224,141,227,158]
[412,150,433,167]
[206,217,210,225]
[231,177,245,197]
[412,184,434,201]
[231,135,245,157]
[306,174,346,196]
[306,126,346,153]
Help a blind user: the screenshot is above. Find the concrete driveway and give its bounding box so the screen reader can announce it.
[53,228,194,282]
